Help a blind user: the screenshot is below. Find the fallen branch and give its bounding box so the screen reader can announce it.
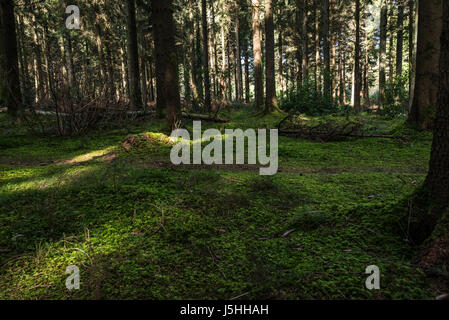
[182,112,229,123]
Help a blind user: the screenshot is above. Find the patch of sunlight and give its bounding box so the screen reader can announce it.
[0,164,101,193]
[58,146,116,165]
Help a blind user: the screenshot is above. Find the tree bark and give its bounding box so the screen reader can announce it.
[396,4,405,77]
[409,1,449,248]
[265,0,277,113]
[302,0,309,83]
[378,0,387,108]
[234,1,243,102]
[408,0,415,93]
[408,0,442,130]
[0,0,22,118]
[252,0,263,109]
[353,0,361,112]
[152,0,181,129]
[321,0,331,99]
[126,0,142,109]
[202,0,211,111]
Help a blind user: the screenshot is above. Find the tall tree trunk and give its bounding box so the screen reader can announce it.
[234,1,243,102]
[244,40,250,104]
[396,4,404,77]
[408,0,415,94]
[202,0,211,111]
[265,0,277,113]
[302,0,309,83]
[409,0,442,130]
[353,0,361,112]
[188,1,199,104]
[252,0,263,109]
[152,0,181,129]
[388,15,394,89]
[321,0,331,99]
[0,0,22,118]
[378,0,387,108]
[409,1,449,248]
[295,0,303,88]
[93,0,106,86]
[278,28,284,95]
[314,1,321,93]
[126,0,142,109]
[220,26,228,101]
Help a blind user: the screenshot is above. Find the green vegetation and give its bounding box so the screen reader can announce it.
[0,110,436,299]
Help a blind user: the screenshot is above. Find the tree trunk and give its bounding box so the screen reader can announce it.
[295,0,303,88]
[265,0,277,113]
[0,0,22,118]
[321,0,331,99]
[234,1,243,102]
[353,0,361,112]
[314,1,321,93]
[408,0,442,130]
[396,4,404,77]
[408,0,415,93]
[152,0,181,129]
[126,0,142,109]
[252,0,263,109]
[244,40,250,104]
[408,1,449,249]
[378,0,387,108]
[302,0,309,83]
[202,0,211,111]
[188,1,199,104]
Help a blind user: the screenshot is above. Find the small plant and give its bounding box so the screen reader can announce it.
[279,79,342,116]
[380,75,409,119]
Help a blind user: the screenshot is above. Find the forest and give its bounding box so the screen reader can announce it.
[0,0,448,300]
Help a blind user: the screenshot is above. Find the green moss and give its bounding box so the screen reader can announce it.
[0,110,436,299]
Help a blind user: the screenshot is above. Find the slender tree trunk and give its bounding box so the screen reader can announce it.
[296,0,303,88]
[244,40,250,104]
[354,0,361,112]
[152,0,181,129]
[188,2,199,103]
[408,0,415,93]
[265,0,277,113]
[409,0,442,130]
[0,0,22,118]
[379,0,387,108]
[302,0,309,83]
[94,0,106,86]
[234,1,243,102]
[278,28,284,95]
[126,0,142,109]
[321,0,331,99]
[202,0,211,111]
[388,15,394,89]
[252,0,263,109]
[314,1,321,93]
[396,4,404,77]
[220,26,227,101]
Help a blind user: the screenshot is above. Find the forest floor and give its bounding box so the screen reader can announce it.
[0,109,441,299]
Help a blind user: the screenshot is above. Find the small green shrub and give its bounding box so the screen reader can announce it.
[380,75,409,119]
[279,80,343,116]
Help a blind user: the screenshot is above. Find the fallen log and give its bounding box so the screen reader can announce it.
[182,112,229,123]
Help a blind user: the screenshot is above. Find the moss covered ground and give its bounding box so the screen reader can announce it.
[0,110,438,299]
